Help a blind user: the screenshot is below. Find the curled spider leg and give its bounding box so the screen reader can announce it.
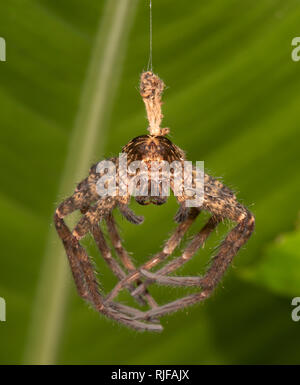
[140,270,203,287]
[91,224,126,281]
[55,195,162,331]
[108,301,148,318]
[174,201,190,223]
[57,223,157,328]
[55,188,102,302]
[104,208,200,304]
[54,214,90,302]
[71,196,116,240]
[76,200,157,308]
[105,213,159,310]
[91,224,148,306]
[134,179,255,321]
[106,212,137,272]
[133,291,211,321]
[79,202,149,307]
[74,167,158,309]
[56,196,116,307]
[118,203,144,225]
[199,209,255,291]
[133,215,220,294]
[103,307,163,331]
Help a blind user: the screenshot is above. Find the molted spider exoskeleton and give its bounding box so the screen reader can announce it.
[54,71,255,331]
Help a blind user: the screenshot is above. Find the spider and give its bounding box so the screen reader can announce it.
[54,71,255,331]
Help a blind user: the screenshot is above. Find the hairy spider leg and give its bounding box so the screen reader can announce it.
[131,177,255,321]
[105,214,159,310]
[104,208,200,303]
[134,215,220,296]
[74,163,155,306]
[76,192,154,309]
[54,182,162,331]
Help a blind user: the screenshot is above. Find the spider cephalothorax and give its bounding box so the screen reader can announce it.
[122,134,185,206]
[54,71,255,331]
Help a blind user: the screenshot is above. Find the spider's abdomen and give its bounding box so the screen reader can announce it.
[122,135,185,163]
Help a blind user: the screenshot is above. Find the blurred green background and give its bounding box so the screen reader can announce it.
[0,0,300,365]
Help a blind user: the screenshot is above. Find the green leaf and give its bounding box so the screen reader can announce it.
[1,0,300,365]
[242,225,300,297]
[22,0,139,365]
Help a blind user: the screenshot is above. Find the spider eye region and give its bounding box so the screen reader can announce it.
[135,195,168,206]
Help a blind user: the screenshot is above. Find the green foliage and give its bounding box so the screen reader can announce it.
[243,221,300,297]
[0,0,300,364]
